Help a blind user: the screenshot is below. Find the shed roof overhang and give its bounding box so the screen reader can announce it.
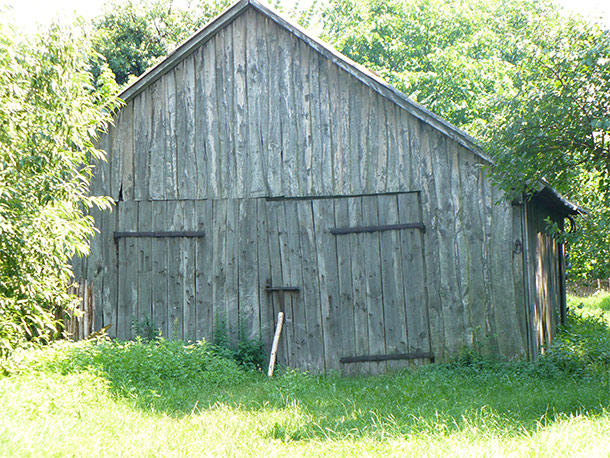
[532,184,582,217]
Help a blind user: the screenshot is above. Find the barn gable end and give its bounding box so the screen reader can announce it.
[75,0,574,371]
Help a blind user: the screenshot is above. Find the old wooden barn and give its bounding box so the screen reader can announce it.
[74,0,579,372]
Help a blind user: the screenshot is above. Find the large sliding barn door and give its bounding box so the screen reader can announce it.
[265,192,431,373]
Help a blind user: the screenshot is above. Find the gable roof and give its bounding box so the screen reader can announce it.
[117,0,580,216]
[119,0,486,158]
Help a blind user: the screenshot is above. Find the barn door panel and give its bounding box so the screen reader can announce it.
[115,200,206,341]
[263,193,430,373]
[329,192,431,371]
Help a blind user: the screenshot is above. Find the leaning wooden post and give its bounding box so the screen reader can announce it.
[265,284,299,377]
[267,311,284,377]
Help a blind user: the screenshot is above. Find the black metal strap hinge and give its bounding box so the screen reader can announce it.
[114,231,205,239]
[331,222,426,235]
[340,352,434,364]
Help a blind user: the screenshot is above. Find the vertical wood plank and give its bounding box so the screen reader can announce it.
[109,113,123,201]
[166,200,184,339]
[275,201,298,365]
[319,55,333,195]
[491,185,522,357]
[183,200,197,341]
[81,135,103,321]
[225,198,240,345]
[88,205,104,333]
[336,70,350,194]
[297,200,324,371]
[397,192,430,358]
[295,41,312,195]
[194,47,208,200]
[149,79,166,200]
[245,10,266,197]
[233,17,248,197]
[349,79,363,193]
[103,205,119,338]
[374,94,389,193]
[406,113,420,193]
[256,199,274,352]
[449,141,470,353]
[176,56,198,200]
[481,154,498,354]
[347,197,370,374]
[99,127,118,336]
[458,153,488,351]
[364,89,377,193]
[378,194,408,371]
[384,101,398,192]
[133,91,151,201]
[512,203,529,355]
[195,199,213,342]
[266,200,290,365]
[165,70,178,200]
[397,109,412,191]
[416,122,444,358]
[361,195,386,374]
[238,199,260,340]
[265,17,283,196]
[120,102,135,201]
[117,202,138,339]
[313,199,342,371]
[137,201,153,326]
[216,30,232,198]
[279,31,298,196]
[333,198,356,374]
[203,42,220,199]
[432,133,465,356]
[151,201,168,337]
[309,48,322,195]
[283,201,307,368]
[211,199,227,344]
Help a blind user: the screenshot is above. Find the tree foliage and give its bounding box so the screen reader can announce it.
[91,0,321,86]
[321,0,610,281]
[0,21,120,356]
[488,22,610,280]
[91,0,231,85]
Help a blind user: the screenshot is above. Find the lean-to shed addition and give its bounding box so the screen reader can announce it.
[75,0,579,372]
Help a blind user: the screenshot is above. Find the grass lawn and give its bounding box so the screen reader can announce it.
[1,295,609,457]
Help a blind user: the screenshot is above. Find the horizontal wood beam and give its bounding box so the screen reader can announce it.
[331,222,426,235]
[114,231,205,238]
[340,352,434,364]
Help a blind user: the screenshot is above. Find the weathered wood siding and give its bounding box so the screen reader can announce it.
[523,200,565,357]
[78,5,534,367]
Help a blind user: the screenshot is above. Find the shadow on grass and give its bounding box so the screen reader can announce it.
[42,334,610,442]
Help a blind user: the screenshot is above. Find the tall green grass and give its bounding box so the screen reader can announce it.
[1,296,609,457]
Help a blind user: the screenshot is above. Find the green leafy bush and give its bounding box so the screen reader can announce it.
[7,338,245,385]
[0,20,119,356]
[211,315,267,371]
[540,310,610,378]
